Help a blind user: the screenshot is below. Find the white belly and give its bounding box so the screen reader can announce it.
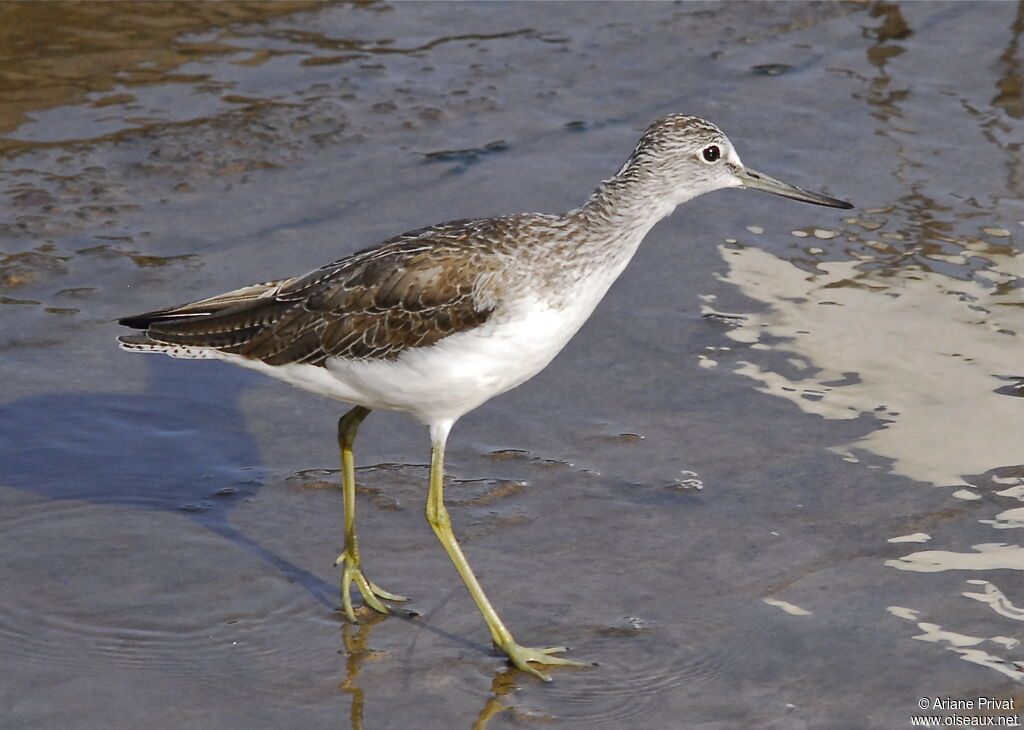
[331,299,593,422]
[219,296,599,425]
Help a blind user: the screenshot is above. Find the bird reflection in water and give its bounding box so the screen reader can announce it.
[337,608,545,730]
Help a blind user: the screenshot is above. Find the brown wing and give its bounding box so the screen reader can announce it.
[118,220,505,366]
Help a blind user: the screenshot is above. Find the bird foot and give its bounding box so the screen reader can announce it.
[335,551,406,622]
[499,641,589,682]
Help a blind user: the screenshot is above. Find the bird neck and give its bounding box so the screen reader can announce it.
[569,162,684,241]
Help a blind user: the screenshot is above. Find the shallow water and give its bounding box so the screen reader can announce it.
[2,2,1023,728]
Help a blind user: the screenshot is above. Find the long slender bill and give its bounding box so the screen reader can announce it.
[737,167,853,209]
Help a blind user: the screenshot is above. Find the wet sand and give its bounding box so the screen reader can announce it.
[2,2,1023,728]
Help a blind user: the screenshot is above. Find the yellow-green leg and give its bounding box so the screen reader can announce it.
[334,406,405,622]
[425,422,586,682]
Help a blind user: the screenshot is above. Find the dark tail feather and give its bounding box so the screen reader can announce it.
[119,309,212,329]
[118,279,289,330]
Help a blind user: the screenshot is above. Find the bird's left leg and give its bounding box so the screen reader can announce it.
[334,406,406,622]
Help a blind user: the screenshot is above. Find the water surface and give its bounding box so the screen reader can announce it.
[2,2,1022,728]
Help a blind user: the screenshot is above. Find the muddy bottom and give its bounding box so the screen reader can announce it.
[2,2,1023,729]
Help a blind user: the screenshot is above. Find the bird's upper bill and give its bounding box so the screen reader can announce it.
[735,166,853,209]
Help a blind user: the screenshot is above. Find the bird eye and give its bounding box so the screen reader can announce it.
[702,145,721,163]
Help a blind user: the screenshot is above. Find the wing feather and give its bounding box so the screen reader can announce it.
[117,219,508,366]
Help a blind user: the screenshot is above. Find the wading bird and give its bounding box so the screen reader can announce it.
[118,114,851,681]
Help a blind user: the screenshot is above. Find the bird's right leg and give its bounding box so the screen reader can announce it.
[425,421,586,681]
[335,405,406,622]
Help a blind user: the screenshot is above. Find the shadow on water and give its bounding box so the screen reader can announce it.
[0,348,500,707]
[0,353,340,608]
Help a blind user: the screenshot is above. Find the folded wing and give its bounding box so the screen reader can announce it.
[118,223,498,366]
